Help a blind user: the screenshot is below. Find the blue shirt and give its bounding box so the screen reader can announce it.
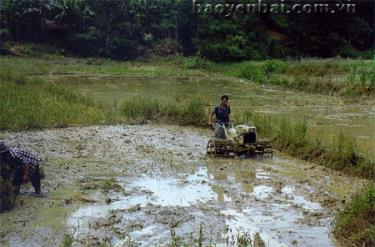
[212,106,231,124]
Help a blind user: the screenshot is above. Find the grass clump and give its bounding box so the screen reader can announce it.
[0,81,108,130]
[183,57,210,70]
[209,59,375,98]
[236,60,289,82]
[61,232,75,247]
[0,64,111,130]
[3,54,374,98]
[180,98,207,126]
[239,111,375,179]
[347,62,375,87]
[120,97,161,122]
[120,97,207,126]
[226,232,266,247]
[334,185,375,247]
[100,178,123,192]
[345,62,375,97]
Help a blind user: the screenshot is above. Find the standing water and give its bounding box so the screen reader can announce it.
[1,125,361,246]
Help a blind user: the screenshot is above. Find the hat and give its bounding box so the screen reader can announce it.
[0,142,9,154]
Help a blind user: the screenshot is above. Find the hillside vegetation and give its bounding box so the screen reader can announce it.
[0,0,373,61]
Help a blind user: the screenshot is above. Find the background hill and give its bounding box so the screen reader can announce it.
[1,0,374,61]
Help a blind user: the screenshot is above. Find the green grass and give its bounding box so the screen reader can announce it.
[0,81,109,129]
[334,185,375,247]
[1,48,374,245]
[120,97,207,126]
[1,54,373,179]
[2,44,374,99]
[0,53,205,77]
[238,111,375,179]
[61,232,75,247]
[2,48,374,98]
[206,59,375,98]
[0,63,114,130]
[119,96,375,179]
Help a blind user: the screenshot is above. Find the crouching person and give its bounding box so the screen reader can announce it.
[0,142,43,196]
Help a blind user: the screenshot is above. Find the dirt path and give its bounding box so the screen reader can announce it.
[0,125,368,247]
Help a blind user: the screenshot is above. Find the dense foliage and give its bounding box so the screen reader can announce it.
[0,0,373,60]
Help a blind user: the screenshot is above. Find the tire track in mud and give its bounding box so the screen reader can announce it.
[0,125,367,247]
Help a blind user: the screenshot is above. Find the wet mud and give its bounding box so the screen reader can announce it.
[0,125,368,246]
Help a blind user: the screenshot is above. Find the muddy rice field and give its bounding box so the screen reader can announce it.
[0,124,367,247]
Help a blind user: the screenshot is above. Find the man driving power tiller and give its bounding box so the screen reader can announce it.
[208,95,231,139]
